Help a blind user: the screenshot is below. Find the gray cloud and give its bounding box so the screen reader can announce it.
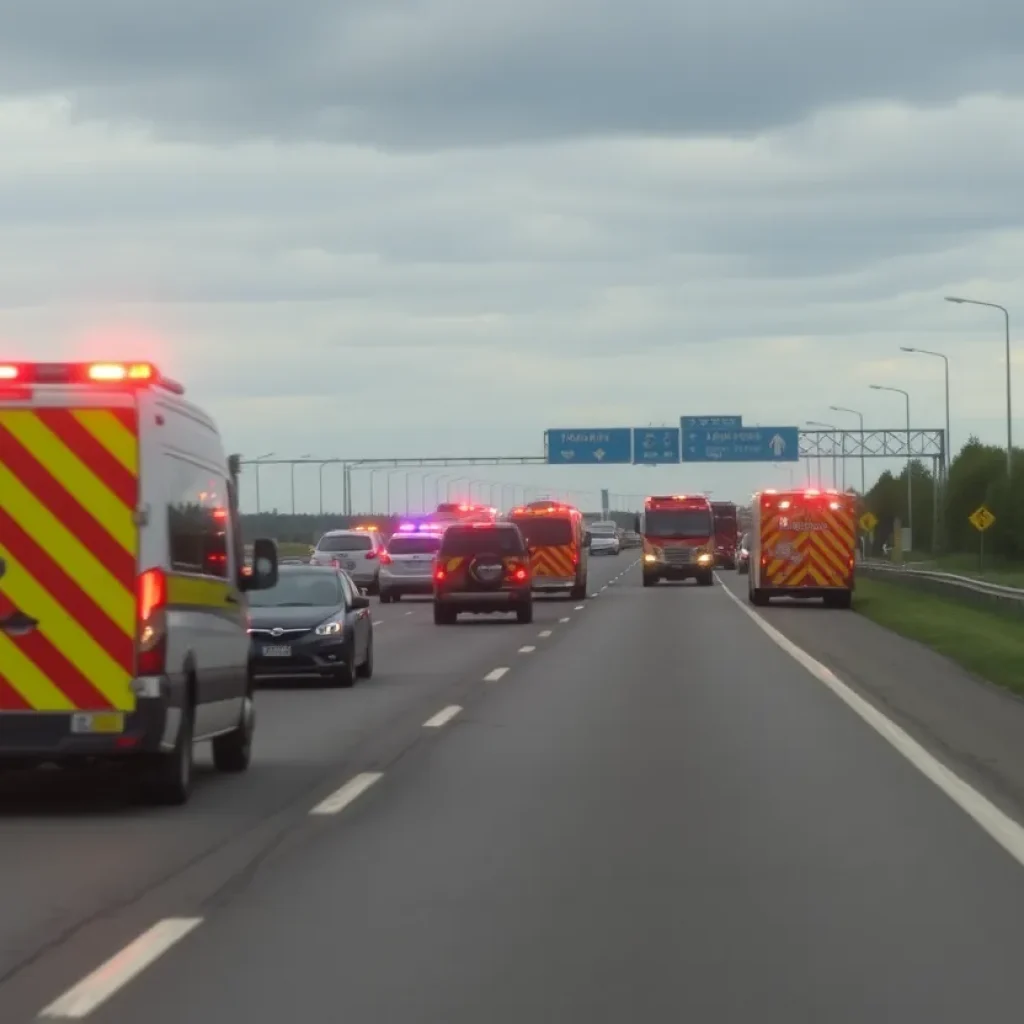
[1,1,1024,146]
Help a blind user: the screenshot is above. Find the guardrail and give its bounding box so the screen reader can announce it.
[858,560,1024,615]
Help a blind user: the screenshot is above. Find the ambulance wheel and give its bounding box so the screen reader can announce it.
[642,572,657,587]
[749,587,769,607]
[570,581,587,600]
[212,693,254,773]
[140,702,194,806]
[379,591,392,604]
[516,601,534,625]
[824,591,852,609]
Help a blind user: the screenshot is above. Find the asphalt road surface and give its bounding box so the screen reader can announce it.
[7,554,1024,1022]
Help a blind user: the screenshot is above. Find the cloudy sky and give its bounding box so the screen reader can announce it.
[2,0,1022,514]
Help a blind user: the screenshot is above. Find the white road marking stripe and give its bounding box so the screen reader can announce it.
[309,771,383,816]
[718,582,1024,872]
[575,605,585,610]
[484,667,508,682]
[518,645,536,653]
[373,620,383,626]
[423,705,462,728]
[405,610,413,615]
[559,617,571,623]
[590,593,599,598]
[39,918,203,1019]
[538,630,553,637]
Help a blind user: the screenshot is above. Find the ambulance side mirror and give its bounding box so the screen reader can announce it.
[241,538,279,592]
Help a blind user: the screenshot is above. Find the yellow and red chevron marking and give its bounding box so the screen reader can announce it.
[529,544,575,578]
[761,506,855,589]
[0,406,138,713]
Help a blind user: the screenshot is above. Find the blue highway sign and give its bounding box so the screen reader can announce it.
[632,427,680,464]
[682,425,800,463]
[680,415,743,431]
[546,428,633,465]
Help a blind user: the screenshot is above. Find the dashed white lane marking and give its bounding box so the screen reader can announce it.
[575,605,585,610]
[538,630,553,637]
[590,593,600,598]
[39,918,203,1019]
[518,645,536,653]
[484,667,509,682]
[423,705,462,728]
[405,610,413,615]
[559,617,571,623]
[373,620,383,626]
[718,580,1024,872]
[309,771,383,816]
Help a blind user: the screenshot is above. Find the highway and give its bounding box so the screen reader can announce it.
[6,554,1024,1020]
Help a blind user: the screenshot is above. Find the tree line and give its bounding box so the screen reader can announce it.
[864,437,1024,559]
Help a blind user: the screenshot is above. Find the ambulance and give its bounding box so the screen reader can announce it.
[747,488,856,608]
[0,360,279,804]
[507,501,589,599]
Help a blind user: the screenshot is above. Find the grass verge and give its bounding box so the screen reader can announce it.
[855,577,1024,697]
[277,542,312,558]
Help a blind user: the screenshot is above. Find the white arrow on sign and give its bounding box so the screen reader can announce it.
[594,448,606,461]
[769,434,786,456]
[561,450,575,460]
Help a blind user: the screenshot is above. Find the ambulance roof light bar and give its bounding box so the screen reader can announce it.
[0,361,185,395]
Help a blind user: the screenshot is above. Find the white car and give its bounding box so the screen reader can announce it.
[588,522,621,555]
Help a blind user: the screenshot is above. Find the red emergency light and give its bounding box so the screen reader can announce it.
[0,361,184,394]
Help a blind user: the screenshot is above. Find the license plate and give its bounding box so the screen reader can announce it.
[71,712,124,735]
[262,645,292,657]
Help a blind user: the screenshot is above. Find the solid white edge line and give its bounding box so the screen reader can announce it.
[484,667,509,682]
[718,580,1024,870]
[518,645,536,653]
[309,771,383,816]
[423,705,462,728]
[38,918,203,1019]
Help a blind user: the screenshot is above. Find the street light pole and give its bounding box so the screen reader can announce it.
[946,296,1011,478]
[829,406,865,494]
[290,454,311,514]
[900,347,950,476]
[254,452,274,513]
[870,385,913,540]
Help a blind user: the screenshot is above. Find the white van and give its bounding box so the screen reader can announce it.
[0,360,278,804]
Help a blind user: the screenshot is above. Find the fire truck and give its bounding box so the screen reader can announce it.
[507,501,589,599]
[639,495,716,587]
[710,501,739,569]
[748,488,856,608]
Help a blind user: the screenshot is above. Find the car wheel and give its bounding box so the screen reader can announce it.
[516,601,534,624]
[139,701,194,806]
[379,591,392,604]
[434,603,456,625]
[356,636,374,679]
[211,692,254,773]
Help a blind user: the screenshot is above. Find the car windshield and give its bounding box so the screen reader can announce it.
[512,518,573,546]
[388,535,442,555]
[248,571,344,608]
[644,510,713,538]
[317,534,372,552]
[440,527,524,557]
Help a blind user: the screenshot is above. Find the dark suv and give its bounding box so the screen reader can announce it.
[433,523,533,624]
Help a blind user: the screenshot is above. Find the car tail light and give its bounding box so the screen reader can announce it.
[512,567,528,581]
[434,566,446,582]
[380,551,393,565]
[365,550,377,560]
[136,568,168,675]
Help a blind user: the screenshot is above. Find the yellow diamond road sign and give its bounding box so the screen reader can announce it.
[969,505,996,532]
[859,511,878,533]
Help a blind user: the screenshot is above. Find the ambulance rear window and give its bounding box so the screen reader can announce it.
[512,518,572,547]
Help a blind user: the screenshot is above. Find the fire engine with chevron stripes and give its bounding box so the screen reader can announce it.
[507,500,589,600]
[640,494,716,587]
[747,488,856,609]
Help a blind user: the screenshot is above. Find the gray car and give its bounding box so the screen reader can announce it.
[379,529,444,602]
[310,529,386,593]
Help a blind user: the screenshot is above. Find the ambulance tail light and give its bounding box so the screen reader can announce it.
[136,568,168,676]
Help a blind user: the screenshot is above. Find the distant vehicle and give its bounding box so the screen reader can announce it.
[588,520,621,555]
[248,565,374,687]
[736,532,752,575]
[640,495,715,586]
[379,522,445,603]
[310,527,387,594]
[433,522,533,624]
[620,530,641,549]
[711,501,739,569]
[426,503,497,526]
[0,359,279,805]
[747,488,856,608]
[508,501,589,599]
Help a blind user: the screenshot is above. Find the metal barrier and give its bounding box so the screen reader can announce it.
[858,561,1024,616]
